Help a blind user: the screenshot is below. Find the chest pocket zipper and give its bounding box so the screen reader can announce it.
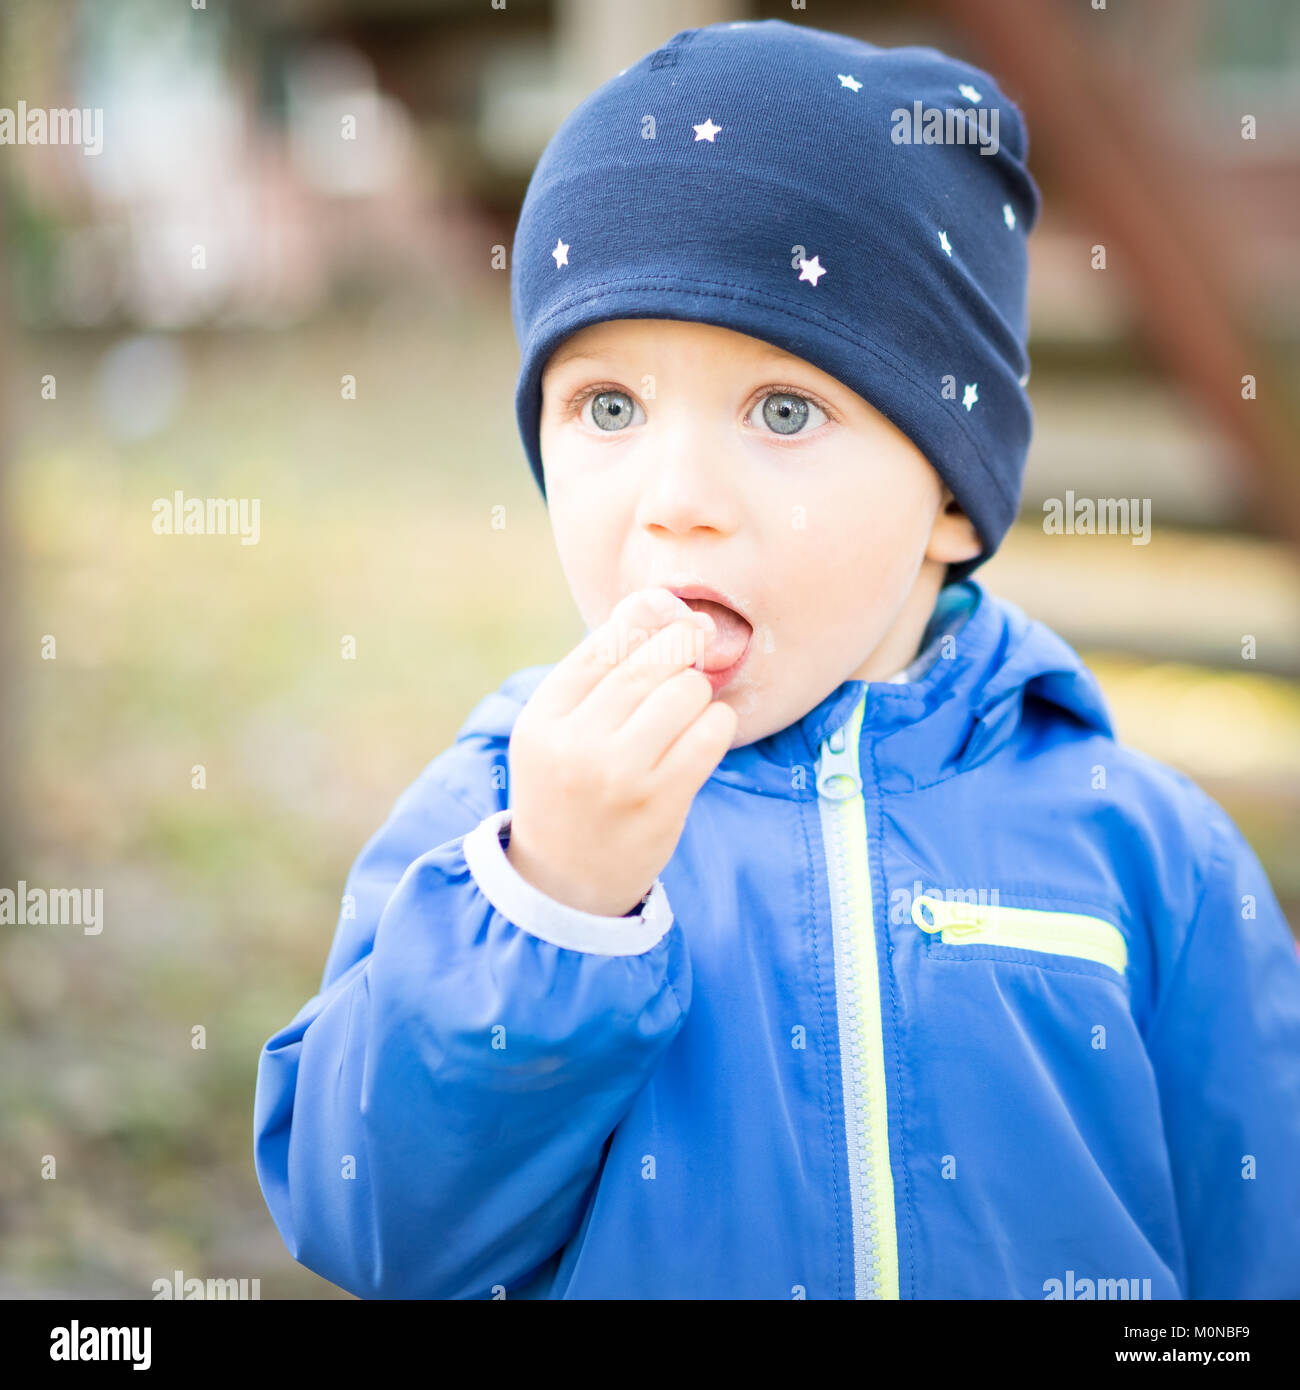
[911,894,1128,977]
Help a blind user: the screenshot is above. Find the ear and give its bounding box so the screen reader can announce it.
[927,487,983,565]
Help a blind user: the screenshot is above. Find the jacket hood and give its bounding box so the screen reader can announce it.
[456,578,1115,799]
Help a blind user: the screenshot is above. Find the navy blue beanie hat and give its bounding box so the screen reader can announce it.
[511,18,1041,581]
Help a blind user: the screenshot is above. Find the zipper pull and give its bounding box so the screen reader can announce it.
[912,895,944,933]
[817,724,862,800]
[911,894,987,939]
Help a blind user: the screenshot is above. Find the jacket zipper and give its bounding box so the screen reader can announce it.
[816,693,899,1300]
[911,895,1128,976]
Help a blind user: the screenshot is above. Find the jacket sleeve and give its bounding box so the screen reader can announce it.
[1144,798,1300,1298]
[253,757,691,1300]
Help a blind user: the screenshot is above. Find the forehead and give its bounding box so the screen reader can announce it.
[543,318,809,375]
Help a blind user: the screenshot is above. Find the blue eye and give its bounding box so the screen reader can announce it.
[588,390,636,431]
[753,391,827,436]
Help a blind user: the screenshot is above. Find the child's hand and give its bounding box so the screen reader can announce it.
[505,588,739,917]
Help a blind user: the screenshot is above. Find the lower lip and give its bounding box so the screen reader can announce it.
[699,633,752,696]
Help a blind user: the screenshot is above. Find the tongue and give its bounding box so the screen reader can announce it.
[683,598,753,672]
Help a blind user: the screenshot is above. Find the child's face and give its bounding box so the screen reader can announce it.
[539,318,979,747]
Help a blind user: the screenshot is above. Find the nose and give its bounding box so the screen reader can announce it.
[634,444,742,539]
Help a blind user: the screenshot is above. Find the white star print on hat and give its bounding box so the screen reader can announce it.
[798,255,827,286]
[958,83,982,102]
[962,383,979,411]
[1003,203,1016,230]
[693,118,722,142]
[837,74,863,92]
[939,230,953,258]
[552,239,569,269]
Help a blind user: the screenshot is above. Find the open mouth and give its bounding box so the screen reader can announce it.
[667,587,754,687]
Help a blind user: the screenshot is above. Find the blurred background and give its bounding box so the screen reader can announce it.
[0,0,1297,1298]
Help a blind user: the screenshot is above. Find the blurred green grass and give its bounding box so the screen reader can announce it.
[2,306,583,1296]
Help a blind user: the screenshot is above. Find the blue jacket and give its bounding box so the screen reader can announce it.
[253,578,1300,1299]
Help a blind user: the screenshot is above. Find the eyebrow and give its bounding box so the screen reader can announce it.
[547,346,602,372]
[546,342,807,374]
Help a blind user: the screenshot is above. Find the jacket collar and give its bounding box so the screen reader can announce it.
[699,577,1115,798]
[464,578,1115,801]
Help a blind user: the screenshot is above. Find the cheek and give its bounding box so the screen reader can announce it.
[830,452,940,557]
[776,467,935,613]
[546,493,624,625]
